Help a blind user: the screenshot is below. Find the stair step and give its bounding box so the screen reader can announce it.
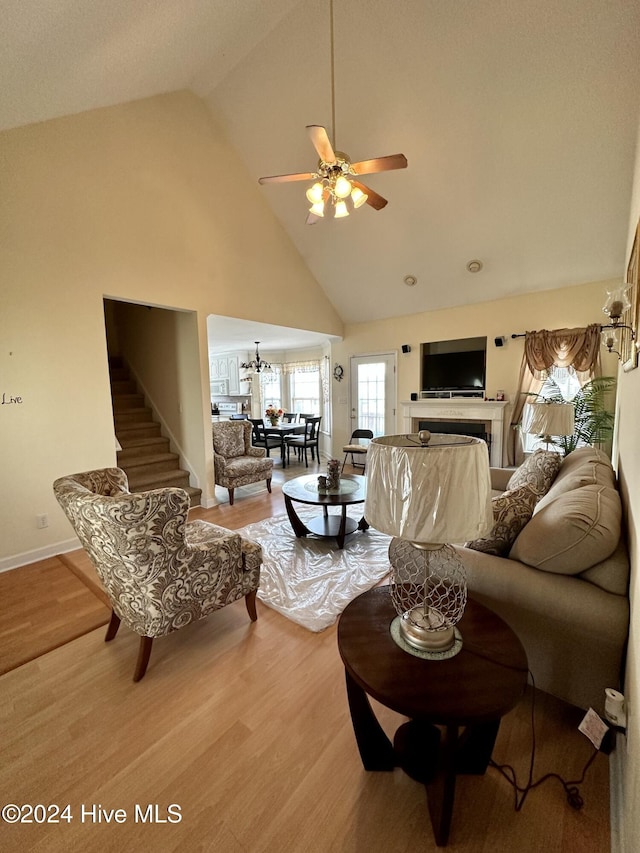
[111,379,137,395]
[116,436,170,453]
[112,393,146,411]
[109,367,129,382]
[185,486,202,507]
[117,452,180,474]
[127,469,191,492]
[116,423,162,441]
[114,407,154,426]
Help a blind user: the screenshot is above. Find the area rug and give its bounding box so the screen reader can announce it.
[238,507,392,631]
[0,556,111,675]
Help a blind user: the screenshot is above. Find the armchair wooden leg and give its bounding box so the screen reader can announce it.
[133,636,154,682]
[267,477,272,494]
[245,589,258,621]
[105,610,121,642]
[228,488,235,506]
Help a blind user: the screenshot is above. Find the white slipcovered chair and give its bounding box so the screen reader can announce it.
[53,467,262,681]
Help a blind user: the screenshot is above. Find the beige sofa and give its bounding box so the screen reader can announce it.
[455,446,629,712]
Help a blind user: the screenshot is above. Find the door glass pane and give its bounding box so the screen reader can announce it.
[357,362,386,436]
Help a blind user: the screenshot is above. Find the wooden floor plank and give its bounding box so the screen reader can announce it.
[0,557,110,675]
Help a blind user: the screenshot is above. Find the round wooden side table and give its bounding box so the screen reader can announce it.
[337,586,528,847]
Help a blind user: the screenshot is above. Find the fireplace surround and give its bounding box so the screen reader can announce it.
[400,399,509,466]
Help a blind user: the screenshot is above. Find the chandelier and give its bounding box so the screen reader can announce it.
[240,342,272,374]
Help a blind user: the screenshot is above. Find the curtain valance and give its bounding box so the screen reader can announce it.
[524,324,600,378]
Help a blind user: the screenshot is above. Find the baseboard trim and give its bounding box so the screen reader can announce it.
[610,729,626,853]
[0,537,80,574]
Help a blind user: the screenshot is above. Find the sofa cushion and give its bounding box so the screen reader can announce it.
[510,483,621,574]
[534,446,615,512]
[465,484,538,557]
[507,449,562,499]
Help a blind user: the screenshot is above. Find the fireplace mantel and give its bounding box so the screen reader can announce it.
[400,399,509,466]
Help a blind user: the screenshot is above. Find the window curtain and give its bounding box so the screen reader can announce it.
[506,324,601,465]
[278,360,320,374]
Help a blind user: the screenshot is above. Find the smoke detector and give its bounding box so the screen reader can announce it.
[403,274,417,287]
[466,260,483,274]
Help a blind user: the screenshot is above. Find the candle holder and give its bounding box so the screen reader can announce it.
[326,459,341,490]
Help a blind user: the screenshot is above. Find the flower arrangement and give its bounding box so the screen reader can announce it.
[265,405,284,425]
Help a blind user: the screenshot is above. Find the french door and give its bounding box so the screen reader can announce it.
[349,353,396,437]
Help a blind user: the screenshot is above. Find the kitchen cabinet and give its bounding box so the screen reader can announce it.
[227,357,240,395]
[210,353,249,396]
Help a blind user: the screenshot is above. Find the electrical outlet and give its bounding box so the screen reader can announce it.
[36,513,48,529]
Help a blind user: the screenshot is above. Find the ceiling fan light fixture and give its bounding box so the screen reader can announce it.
[306,181,325,204]
[334,175,352,199]
[309,199,325,217]
[334,200,349,218]
[351,185,368,208]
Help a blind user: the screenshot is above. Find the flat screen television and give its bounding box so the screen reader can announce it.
[421,336,487,392]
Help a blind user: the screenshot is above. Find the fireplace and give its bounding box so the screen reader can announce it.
[400,399,509,466]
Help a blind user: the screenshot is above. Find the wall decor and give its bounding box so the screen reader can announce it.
[623,220,639,372]
[333,364,344,381]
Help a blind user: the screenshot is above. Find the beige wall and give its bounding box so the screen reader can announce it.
[0,91,342,569]
[614,112,640,853]
[329,280,620,456]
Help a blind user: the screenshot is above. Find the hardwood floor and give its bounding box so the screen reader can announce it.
[0,557,110,675]
[0,461,611,852]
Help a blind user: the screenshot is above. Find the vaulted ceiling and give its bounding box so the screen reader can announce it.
[4,0,640,336]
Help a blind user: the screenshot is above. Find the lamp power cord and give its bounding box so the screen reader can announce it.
[461,646,601,813]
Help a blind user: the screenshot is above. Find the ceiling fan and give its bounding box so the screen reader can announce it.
[257,0,407,223]
[258,126,407,222]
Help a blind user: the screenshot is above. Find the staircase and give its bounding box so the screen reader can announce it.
[110,357,202,507]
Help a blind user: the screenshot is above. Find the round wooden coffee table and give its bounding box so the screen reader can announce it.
[337,586,528,846]
[282,473,368,549]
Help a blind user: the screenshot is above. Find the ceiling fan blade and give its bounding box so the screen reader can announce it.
[352,180,388,210]
[351,154,408,175]
[258,171,316,185]
[307,125,336,163]
[305,212,322,225]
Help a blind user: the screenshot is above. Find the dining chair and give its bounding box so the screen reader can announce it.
[341,428,374,472]
[249,418,282,458]
[286,416,322,467]
[282,413,298,423]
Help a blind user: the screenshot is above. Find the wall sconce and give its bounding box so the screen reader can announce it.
[601,285,636,360]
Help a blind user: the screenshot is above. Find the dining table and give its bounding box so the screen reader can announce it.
[262,422,306,468]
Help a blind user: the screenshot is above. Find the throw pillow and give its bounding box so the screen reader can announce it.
[509,483,621,574]
[507,449,562,498]
[464,484,538,557]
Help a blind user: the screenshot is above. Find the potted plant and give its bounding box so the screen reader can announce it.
[529,375,616,456]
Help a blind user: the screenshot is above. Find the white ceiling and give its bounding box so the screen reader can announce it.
[4,0,640,349]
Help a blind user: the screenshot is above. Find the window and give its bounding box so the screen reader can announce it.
[260,373,282,413]
[290,367,320,415]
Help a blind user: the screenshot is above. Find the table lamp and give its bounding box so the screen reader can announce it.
[365,432,493,655]
[523,401,575,450]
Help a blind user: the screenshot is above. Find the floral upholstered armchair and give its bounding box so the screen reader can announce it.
[53,467,262,681]
[212,420,274,505]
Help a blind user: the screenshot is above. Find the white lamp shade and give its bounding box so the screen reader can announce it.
[365,434,493,544]
[524,402,575,437]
